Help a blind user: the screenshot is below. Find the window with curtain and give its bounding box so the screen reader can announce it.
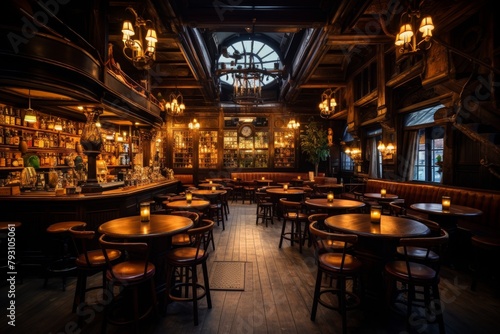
[404,105,444,183]
[341,129,354,171]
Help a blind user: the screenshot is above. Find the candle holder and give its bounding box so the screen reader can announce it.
[140,202,151,222]
[186,191,193,204]
[209,180,213,184]
[327,191,334,203]
[297,175,301,180]
[211,186,216,192]
[283,184,288,191]
[380,188,387,198]
[261,177,265,180]
[370,205,382,224]
[442,196,451,211]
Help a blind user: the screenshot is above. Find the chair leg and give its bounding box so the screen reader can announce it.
[191,265,199,326]
[310,268,323,321]
[279,220,287,248]
[202,261,212,309]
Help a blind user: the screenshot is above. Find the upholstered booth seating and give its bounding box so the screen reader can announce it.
[230,172,310,185]
[175,174,195,191]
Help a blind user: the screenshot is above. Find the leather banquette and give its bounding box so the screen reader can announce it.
[230,172,310,185]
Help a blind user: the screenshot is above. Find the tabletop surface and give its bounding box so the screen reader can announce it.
[198,183,222,188]
[363,193,398,200]
[265,188,304,195]
[165,199,211,210]
[190,189,226,195]
[325,213,430,238]
[315,184,344,188]
[98,214,193,238]
[410,203,483,216]
[305,198,366,209]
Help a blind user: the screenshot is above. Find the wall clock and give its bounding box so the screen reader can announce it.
[239,124,254,138]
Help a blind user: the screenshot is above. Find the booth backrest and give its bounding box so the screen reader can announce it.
[230,172,310,185]
[175,174,194,187]
[365,179,500,231]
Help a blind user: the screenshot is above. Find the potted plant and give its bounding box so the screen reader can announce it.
[436,155,443,173]
[299,122,330,176]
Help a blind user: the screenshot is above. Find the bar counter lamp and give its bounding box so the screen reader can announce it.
[186,191,193,204]
[283,184,288,191]
[140,202,151,222]
[442,196,451,211]
[370,206,382,224]
[380,188,387,198]
[24,89,37,124]
[327,192,334,203]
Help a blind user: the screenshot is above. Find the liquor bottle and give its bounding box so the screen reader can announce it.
[9,107,15,125]
[0,126,4,144]
[15,108,21,126]
[4,106,10,125]
[0,106,4,124]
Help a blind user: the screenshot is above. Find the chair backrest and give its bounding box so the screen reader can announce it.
[401,214,441,236]
[279,198,304,218]
[308,213,329,229]
[399,228,449,277]
[308,222,358,269]
[170,211,200,226]
[98,234,151,281]
[187,219,215,259]
[389,199,406,216]
[69,225,95,266]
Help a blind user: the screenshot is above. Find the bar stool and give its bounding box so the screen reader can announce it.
[44,221,86,291]
[255,192,273,227]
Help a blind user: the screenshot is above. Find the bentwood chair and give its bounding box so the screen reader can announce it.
[309,225,363,334]
[99,234,158,333]
[68,225,121,313]
[384,228,449,334]
[165,219,214,326]
[170,211,200,248]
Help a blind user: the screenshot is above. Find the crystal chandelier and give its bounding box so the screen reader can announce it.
[287,119,300,129]
[395,3,434,56]
[121,7,157,70]
[319,88,337,119]
[188,118,200,130]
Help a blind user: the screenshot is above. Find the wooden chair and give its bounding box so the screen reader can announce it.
[389,199,406,216]
[69,225,121,313]
[279,198,310,253]
[165,219,214,326]
[99,234,158,333]
[170,211,200,247]
[309,227,363,334]
[396,215,441,265]
[308,215,352,258]
[384,228,449,334]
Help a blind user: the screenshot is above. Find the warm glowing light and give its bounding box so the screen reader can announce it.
[186,191,193,204]
[140,202,150,222]
[283,184,288,191]
[442,196,451,211]
[370,206,382,224]
[327,192,334,203]
[380,188,387,198]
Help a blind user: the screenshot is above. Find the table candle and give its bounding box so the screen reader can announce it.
[209,180,212,184]
[283,184,288,191]
[370,206,382,223]
[140,202,150,222]
[211,186,216,192]
[297,175,301,180]
[327,192,334,202]
[262,177,265,180]
[442,196,451,211]
[380,188,387,197]
[186,191,192,204]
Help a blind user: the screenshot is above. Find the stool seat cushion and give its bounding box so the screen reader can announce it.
[47,221,86,233]
[471,235,500,249]
[76,249,121,267]
[106,261,155,283]
[318,253,362,273]
[167,247,207,264]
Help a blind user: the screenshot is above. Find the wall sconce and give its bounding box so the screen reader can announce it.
[377,141,395,160]
[327,192,334,203]
[122,7,157,70]
[441,196,451,212]
[395,4,434,56]
[140,202,151,222]
[188,118,200,130]
[370,206,382,224]
[319,88,337,119]
[345,146,362,163]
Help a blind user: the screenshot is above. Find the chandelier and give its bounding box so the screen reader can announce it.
[121,7,157,70]
[319,88,337,119]
[160,91,186,116]
[287,119,300,129]
[395,3,434,56]
[345,146,362,163]
[216,19,283,105]
[188,118,200,130]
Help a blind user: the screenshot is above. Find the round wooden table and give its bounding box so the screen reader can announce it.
[98,214,194,298]
[304,198,365,214]
[363,192,398,200]
[324,213,430,303]
[198,183,222,189]
[266,188,305,218]
[164,199,210,212]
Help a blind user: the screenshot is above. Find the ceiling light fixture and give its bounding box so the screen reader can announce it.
[54,117,63,131]
[395,2,434,56]
[122,7,157,70]
[188,118,200,130]
[287,119,300,130]
[319,88,337,119]
[24,89,37,123]
[160,91,185,117]
[216,18,283,105]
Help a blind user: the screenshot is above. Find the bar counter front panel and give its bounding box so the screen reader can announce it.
[0,179,180,252]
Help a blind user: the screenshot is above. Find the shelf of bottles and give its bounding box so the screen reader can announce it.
[173,130,193,168]
[198,130,218,169]
[0,103,83,169]
[274,130,295,168]
[223,130,238,168]
[100,129,140,167]
[232,130,269,168]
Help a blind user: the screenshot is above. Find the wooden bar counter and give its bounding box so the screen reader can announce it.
[0,179,180,253]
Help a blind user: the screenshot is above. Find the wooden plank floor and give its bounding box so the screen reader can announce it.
[2,203,500,333]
